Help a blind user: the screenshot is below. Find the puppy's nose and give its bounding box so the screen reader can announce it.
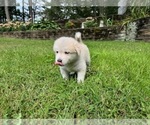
[57,59,62,63]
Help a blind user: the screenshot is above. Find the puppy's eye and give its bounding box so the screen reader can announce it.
[56,51,59,53]
[65,52,70,54]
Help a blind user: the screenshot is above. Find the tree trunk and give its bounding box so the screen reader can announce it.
[4,0,10,22]
[118,0,128,15]
[28,0,33,23]
[22,0,25,22]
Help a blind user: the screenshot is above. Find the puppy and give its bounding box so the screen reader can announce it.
[53,32,90,83]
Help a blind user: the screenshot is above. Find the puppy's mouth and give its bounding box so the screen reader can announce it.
[55,62,64,66]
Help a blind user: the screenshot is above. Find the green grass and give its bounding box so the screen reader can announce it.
[0,37,150,119]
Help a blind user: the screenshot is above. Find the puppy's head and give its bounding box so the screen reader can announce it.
[53,37,80,66]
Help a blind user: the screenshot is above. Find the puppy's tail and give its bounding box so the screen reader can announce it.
[75,32,82,43]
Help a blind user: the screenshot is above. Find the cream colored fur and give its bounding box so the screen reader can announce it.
[53,32,90,83]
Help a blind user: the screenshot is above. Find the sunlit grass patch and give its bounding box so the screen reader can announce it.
[0,38,150,119]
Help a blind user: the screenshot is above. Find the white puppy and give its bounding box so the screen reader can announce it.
[53,32,90,83]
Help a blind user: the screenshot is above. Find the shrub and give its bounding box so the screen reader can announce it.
[30,20,60,30]
[0,20,60,32]
[0,21,31,32]
[65,20,75,28]
[84,20,98,28]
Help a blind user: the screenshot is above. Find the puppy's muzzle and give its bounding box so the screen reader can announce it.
[55,59,64,66]
[57,59,62,63]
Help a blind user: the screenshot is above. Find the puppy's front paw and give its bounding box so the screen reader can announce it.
[77,70,86,83]
[60,69,69,80]
[62,76,69,80]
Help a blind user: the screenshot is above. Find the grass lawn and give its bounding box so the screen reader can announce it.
[0,37,150,119]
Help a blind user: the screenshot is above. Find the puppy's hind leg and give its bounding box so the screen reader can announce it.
[60,68,69,80]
